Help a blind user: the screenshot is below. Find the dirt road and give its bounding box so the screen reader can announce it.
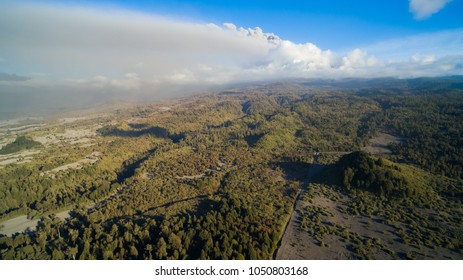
[275,157,325,259]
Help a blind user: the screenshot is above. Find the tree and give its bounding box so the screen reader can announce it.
[156,238,168,259]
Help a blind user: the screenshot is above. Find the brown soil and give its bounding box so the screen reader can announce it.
[275,181,462,260]
[361,132,404,155]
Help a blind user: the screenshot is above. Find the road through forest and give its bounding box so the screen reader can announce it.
[274,156,325,259]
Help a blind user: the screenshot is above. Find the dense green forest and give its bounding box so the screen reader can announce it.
[339,151,425,200]
[366,92,463,179]
[1,79,462,259]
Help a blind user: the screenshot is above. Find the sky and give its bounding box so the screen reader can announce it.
[0,0,463,105]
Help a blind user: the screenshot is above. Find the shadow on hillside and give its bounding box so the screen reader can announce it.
[244,133,265,147]
[310,163,342,186]
[207,120,233,129]
[272,161,311,181]
[116,148,157,184]
[98,125,184,143]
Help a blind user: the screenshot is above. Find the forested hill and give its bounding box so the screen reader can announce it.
[298,76,463,90]
[1,78,462,259]
[336,151,442,206]
[339,151,409,197]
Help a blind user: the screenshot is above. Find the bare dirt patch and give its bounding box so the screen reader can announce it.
[0,124,43,134]
[34,127,98,146]
[275,160,324,259]
[277,181,462,259]
[0,209,71,237]
[41,151,102,177]
[54,210,71,220]
[362,132,404,155]
[57,117,88,124]
[0,150,41,167]
[0,215,40,237]
[175,161,227,180]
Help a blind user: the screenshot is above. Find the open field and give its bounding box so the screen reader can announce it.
[0,216,40,237]
[362,132,404,155]
[41,151,102,177]
[34,127,99,146]
[0,150,41,167]
[0,209,72,237]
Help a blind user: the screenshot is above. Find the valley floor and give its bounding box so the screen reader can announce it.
[276,160,325,259]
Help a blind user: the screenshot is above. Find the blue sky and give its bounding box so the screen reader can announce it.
[0,0,462,98]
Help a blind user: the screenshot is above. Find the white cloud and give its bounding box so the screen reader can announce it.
[223,23,237,31]
[109,73,141,90]
[236,26,282,45]
[274,41,337,70]
[341,49,381,69]
[411,53,436,64]
[88,75,108,88]
[409,0,453,19]
[0,2,462,100]
[85,73,142,90]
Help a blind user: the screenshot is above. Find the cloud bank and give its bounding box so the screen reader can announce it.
[409,0,453,19]
[0,3,462,101]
